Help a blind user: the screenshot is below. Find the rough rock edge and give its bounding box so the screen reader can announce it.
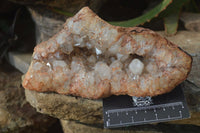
[23,7,192,99]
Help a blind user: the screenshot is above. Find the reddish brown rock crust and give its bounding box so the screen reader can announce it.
[22,7,192,99]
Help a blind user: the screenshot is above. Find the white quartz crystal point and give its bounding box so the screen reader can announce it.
[129,59,144,75]
[95,62,111,80]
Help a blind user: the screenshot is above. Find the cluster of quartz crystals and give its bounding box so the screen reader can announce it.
[23,7,192,99]
[31,31,147,98]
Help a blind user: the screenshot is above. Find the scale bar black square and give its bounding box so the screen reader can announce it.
[103,86,190,128]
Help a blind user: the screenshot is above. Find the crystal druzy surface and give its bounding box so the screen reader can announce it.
[22,7,192,99]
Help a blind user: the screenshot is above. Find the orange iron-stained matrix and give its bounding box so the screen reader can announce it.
[22,7,192,99]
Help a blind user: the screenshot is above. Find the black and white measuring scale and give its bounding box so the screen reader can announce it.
[103,85,190,128]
